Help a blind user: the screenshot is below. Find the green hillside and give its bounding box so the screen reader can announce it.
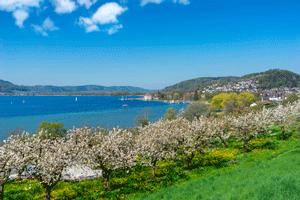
[134,138,300,200]
[162,69,300,92]
[242,69,300,89]
[0,79,30,93]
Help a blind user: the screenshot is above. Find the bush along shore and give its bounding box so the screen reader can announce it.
[1,101,300,200]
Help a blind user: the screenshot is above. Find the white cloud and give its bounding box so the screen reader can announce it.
[173,0,190,5]
[78,2,127,34]
[0,0,42,11]
[0,0,43,28]
[140,0,164,6]
[107,24,123,35]
[77,0,97,9]
[119,0,128,4]
[91,2,127,25]
[32,17,59,36]
[51,0,77,14]
[13,9,29,28]
[78,17,99,32]
[141,0,190,6]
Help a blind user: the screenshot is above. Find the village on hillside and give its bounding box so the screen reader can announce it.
[142,79,300,105]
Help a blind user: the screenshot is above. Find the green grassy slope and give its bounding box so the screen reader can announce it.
[133,139,300,200]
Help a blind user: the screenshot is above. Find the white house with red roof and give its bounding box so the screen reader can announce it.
[144,93,152,101]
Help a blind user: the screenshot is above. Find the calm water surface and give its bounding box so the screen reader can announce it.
[0,96,187,140]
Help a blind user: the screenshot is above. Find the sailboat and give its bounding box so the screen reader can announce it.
[22,99,25,104]
[119,96,124,101]
[75,97,77,101]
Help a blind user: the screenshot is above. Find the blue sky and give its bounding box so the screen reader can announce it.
[0,0,299,90]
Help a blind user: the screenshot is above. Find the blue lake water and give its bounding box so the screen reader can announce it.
[0,96,188,140]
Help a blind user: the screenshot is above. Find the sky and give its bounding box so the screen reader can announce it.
[0,0,299,90]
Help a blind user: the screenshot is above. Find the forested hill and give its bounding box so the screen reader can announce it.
[26,85,152,93]
[0,80,152,94]
[162,69,300,92]
[0,79,30,93]
[241,69,300,89]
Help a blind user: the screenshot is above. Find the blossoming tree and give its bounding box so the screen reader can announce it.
[0,144,16,200]
[231,109,271,153]
[208,116,233,149]
[26,128,86,200]
[85,127,137,191]
[136,119,178,179]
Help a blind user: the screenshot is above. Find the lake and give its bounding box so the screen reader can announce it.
[0,96,188,140]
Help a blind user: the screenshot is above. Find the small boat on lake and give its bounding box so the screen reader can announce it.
[22,99,25,104]
[75,97,77,101]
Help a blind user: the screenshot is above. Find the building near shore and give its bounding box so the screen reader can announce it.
[144,93,152,101]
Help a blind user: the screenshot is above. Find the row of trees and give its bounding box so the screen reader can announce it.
[1,101,300,200]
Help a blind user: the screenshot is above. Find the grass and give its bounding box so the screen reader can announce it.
[3,127,300,200]
[132,136,300,200]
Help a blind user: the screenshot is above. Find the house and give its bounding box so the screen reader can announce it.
[260,93,269,101]
[250,103,257,107]
[153,94,159,100]
[269,93,284,101]
[143,93,152,101]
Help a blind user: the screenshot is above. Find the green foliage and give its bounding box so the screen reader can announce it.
[211,92,255,112]
[282,93,300,106]
[138,119,149,127]
[237,92,255,107]
[204,91,218,102]
[172,93,180,100]
[182,102,210,121]
[37,121,67,139]
[164,108,177,120]
[248,138,278,151]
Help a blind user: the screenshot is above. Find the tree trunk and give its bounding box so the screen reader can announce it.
[220,138,227,149]
[243,140,248,154]
[151,165,156,180]
[281,127,287,140]
[222,142,227,149]
[198,149,204,156]
[44,186,52,200]
[17,170,23,181]
[0,184,4,200]
[186,152,195,171]
[103,171,110,192]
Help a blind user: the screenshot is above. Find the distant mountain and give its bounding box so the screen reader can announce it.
[162,69,300,92]
[0,79,30,93]
[0,79,153,94]
[26,85,152,93]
